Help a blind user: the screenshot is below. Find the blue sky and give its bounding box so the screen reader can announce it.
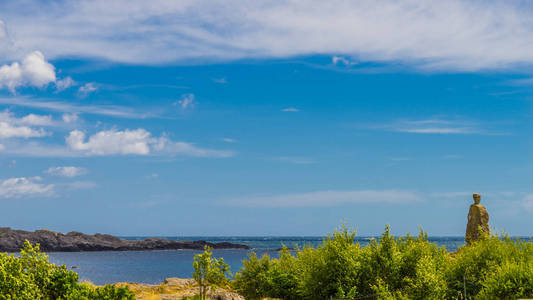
[1,1,533,236]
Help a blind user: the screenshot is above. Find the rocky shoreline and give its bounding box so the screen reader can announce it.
[0,227,251,252]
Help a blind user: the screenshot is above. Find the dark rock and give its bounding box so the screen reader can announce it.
[0,228,251,252]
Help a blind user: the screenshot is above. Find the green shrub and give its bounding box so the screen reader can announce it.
[0,240,134,300]
[296,224,360,300]
[233,224,533,300]
[266,248,299,299]
[193,246,231,300]
[347,226,447,299]
[477,260,533,299]
[232,252,273,299]
[445,233,533,298]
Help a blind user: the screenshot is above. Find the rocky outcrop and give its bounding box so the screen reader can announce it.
[465,193,490,244]
[0,227,251,252]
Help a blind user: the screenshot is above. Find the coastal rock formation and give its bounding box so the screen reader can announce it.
[0,227,251,252]
[465,193,490,244]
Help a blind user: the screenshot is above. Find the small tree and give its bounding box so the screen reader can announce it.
[192,246,230,299]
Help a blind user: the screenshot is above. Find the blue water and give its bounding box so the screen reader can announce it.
[46,236,466,285]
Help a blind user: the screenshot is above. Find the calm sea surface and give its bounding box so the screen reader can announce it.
[46,236,466,285]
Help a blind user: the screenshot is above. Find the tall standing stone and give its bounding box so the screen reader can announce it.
[465,193,490,244]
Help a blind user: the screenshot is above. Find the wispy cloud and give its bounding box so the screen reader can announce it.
[147,173,159,179]
[371,119,493,135]
[174,93,195,110]
[45,166,88,178]
[332,56,356,66]
[0,96,153,119]
[0,128,235,158]
[3,1,533,70]
[0,177,54,199]
[0,123,48,139]
[55,76,76,92]
[62,113,79,123]
[281,107,299,112]
[62,181,97,190]
[77,82,98,97]
[228,190,421,207]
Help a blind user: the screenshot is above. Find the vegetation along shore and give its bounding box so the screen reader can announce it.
[1,224,533,299]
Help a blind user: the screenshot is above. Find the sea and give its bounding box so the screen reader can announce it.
[43,236,475,285]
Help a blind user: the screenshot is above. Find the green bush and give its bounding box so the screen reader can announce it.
[477,260,533,299]
[193,246,231,300]
[296,225,360,299]
[0,240,134,300]
[356,226,448,299]
[446,233,533,299]
[232,252,273,299]
[233,225,533,300]
[233,248,299,300]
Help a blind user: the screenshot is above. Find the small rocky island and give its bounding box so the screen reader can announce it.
[0,227,251,252]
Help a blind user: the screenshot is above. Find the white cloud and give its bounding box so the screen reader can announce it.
[45,166,88,177]
[174,93,195,109]
[0,110,53,139]
[0,110,54,126]
[0,121,48,139]
[0,143,4,150]
[4,1,533,70]
[154,137,234,158]
[281,107,299,112]
[18,114,54,126]
[63,128,234,157]
[0,96,151,119]
[373,119,486,135]
[222,138,236,143]
[62,113,79,123]
[332,56,356,66]
[77,82,98,97]
[0,51,56,93]
[0,177,54,199]
[229,190,420,207]
[67,129,151,155]
[55,76,76,92]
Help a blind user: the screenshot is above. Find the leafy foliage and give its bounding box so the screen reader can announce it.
[192,246,231,300]
[232,225,533,300]
[446,233,533,299]
[0,240,134,300]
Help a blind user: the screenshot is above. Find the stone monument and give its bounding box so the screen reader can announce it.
[465,193,490,244]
